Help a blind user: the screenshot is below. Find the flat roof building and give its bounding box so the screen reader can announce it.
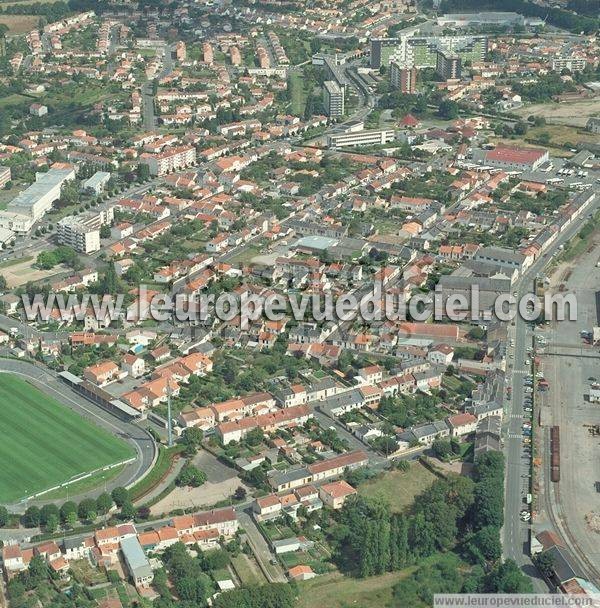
[0,166,75,233]
[323,80,344,118]
[81,171,111,195]
[120,536,154,588]
[327,128,395,149]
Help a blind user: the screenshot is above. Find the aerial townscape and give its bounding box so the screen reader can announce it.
[0,0,598,606]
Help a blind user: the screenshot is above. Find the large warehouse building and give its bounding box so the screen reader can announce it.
[0,165,75,233]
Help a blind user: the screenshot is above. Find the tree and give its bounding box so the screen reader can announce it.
[120,500,136,520]
[182,427,204,452]
[40,504,59,527]
[100,224,111,238]
[438,99,459,119]
[45,514,59,534]
[111,486,129,508]
[28,555,49,585]
[485,559,533,593]
[96,492,113,515]
[212,583,295,608]
[0,505,9,527]
[244,427,264,447]
[0,274,6,291]
[466,526,502,565]
[233,486,247,500]
[176,464,207,488]
[468,326,486,340]
[533,551,555,580]
[60,501,77,524]
[513,121,528,135]
[77,498,97,522]
[203,548,230,570]
[432,438,453,459]
[22,506,41,528]
[390,514,409,570]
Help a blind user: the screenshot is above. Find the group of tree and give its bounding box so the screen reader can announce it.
[36,245,81,270]
[21,491,113,530]
[331,451,531,599]
[152,542,215,607]
[175,464,207,488]
[213,584,295,608]
[19,486,141,531]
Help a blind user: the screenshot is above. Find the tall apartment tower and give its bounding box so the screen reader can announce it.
[323,80,345,117]
[436,50,462,79]
[390,61,418,94]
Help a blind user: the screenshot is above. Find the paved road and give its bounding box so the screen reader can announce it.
[236,509,287,583]
[0,358,156,512]
[503,192,599,586]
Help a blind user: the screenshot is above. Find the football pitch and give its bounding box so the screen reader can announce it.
[0,374,135,503]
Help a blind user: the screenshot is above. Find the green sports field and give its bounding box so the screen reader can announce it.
[0,374,135,503]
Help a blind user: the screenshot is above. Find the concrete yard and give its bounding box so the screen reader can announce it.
[536,235,600,580]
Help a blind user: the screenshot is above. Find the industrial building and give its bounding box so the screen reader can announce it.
[0,166,75,233]
[437,12,525,27]
[482,146,549,172]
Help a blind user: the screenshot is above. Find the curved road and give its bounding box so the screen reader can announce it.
[0,358,156,512]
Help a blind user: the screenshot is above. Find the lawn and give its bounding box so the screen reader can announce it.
[358,462,437,513]
[230,553,267,586]
[0,14,39,34]
[296,568,416,608]
[289,71,307,116]
[0,374,134,503]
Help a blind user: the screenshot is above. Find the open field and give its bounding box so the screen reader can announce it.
[0,93,30,109]
[0,254,65,288]
[289,71,307,116]
[0,374,134,503]
[296,568,415,608]
[230,553,267,586]
[0,14,39,34]
[0,0,57,5]
[514,99,600,128]
[491,123,599,157]
[358,462,437,513]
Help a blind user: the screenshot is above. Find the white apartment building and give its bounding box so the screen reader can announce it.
[57,207,114,253]
[551,57,587,72]
[323,80,344,117]
[140,146,196,176]
[328,128,395,149]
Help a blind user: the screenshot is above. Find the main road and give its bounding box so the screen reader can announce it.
[503,193,599,586]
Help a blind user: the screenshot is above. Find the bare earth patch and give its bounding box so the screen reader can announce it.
[514,99,600,128]
[0,256,66,288]
[150,478,249,515]
[0,14,40,34]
